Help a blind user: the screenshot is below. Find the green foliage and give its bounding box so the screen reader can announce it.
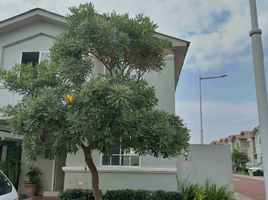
[203,181,234,200]
[59,187,233,200]
[0,158,20,186]
[59,189,94,200]
[0,3,189,162]
[51,3,169,80]
[24,166,42,184]
[253,170,264,176]
[232,149,249,170]
[59,189,183,200]
[179,182,201,200]
[153,190,182,200]
[178,180,234,200]
[104,190,152,200]
[0,3,190,199]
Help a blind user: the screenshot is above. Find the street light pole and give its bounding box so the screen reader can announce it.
[249,0,268,198]
[199,74,227,144]
[199,75,204,144]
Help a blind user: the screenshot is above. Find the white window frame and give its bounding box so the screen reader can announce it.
[20,51,50,64]
[100,147,141,168]
[39,51,50,63]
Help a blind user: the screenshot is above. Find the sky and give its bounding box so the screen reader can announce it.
[0,0,267,144]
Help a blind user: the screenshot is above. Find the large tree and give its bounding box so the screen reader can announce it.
[232,149,249,171]
[0,3,190,200]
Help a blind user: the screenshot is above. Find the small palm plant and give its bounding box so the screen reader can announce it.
[25,166,42,184]
[203,181,234,200]
[24,166,42,197]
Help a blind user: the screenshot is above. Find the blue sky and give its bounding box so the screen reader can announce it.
[1,0,268,144]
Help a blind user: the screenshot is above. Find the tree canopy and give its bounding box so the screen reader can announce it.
[0,3,190,200]
[232,149,249,170]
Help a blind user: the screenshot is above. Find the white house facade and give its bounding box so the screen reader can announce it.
[0,8,233,196]
[254,127,263,165]
[0,8,190,194]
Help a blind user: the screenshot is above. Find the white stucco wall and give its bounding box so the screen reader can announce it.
[0,21,65,66]
[63,145,233,192]
[18,150,54,195]
[247,138,255,167]
[64,149,178,191]
[177,145,233,190]
[64,171,177,192]
[143,57,175,114]
[255,131,263,165]
[0,21,67,108]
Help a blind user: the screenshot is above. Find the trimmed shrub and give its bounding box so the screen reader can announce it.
[253,170,264,176]
[59,185,233,200]
[153,190,182,200]
[59,189,183,200]
[59,189,94,200]
[104,189,153,200]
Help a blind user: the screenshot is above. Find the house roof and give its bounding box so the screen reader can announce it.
[237,131,252,139]
[211,130,254,145]
[0,8,66,35]
[210,140,225,145]
[0,8,189,89]
[0,120,23,141]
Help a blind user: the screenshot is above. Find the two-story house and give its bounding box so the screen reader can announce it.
[211,130,259,168]
[0,8,190,195]
[253,126,262,165]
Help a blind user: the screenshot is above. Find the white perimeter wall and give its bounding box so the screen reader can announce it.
[63,144,233,192]
[177,144,233,190]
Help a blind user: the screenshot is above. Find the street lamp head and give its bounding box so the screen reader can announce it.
[220,74,228,78]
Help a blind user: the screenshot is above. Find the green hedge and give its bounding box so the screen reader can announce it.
[59,189,183,200]
[59,189,94,200]
[253,170,264,176]
[59,186,232,200]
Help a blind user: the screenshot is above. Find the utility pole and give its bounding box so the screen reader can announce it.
[249,0,268,198]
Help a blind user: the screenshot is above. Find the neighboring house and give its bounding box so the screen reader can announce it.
[253,127,263,165]
[211,129,259,168]
[0,8,190,194]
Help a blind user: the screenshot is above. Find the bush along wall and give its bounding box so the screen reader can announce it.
[59,189,95,200]
[59,185,233,200]
[59,189,183,200]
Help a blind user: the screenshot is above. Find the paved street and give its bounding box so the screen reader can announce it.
[233,175,265,200]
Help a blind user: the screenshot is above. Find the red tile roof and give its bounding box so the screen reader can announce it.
[211,130,253,145]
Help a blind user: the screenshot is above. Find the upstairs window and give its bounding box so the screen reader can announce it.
[21,51,50,66]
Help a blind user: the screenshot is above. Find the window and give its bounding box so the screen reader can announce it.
[21,51,50,66]
[0,171,12,196]
[259,137,261,144]
[101,146,140,167]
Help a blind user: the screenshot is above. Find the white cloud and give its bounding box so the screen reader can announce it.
[0,0,267,72]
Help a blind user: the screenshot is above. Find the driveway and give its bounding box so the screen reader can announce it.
[233,174,265,200]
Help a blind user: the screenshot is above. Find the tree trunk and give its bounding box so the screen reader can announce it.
[82,146,102,200]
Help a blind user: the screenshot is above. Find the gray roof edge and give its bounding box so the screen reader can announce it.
[0,8,65,25]
[0,8,189,46]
